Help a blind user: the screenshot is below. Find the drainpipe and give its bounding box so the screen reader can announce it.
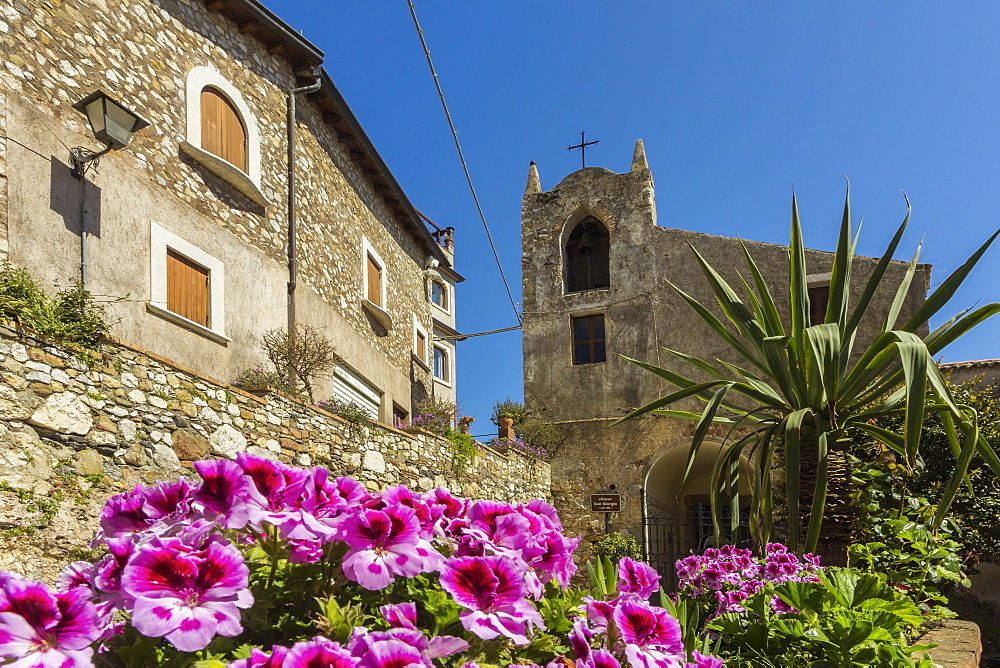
[286,73,321,337]
[80,178,88,287]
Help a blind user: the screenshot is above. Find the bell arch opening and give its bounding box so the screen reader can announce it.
[563,216,610,293]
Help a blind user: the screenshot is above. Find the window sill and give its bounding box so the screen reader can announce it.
[433,375,452,388]
[179,141,270,208]
[412,353,431,372]
[147,303,230,345]
[431,301,451,317]
[361,298,393,330]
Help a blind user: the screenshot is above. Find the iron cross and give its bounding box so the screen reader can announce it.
[567,131,600,168]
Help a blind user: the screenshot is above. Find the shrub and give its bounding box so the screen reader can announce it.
[317,398,373,430]
[410,398,456,435]
[0,263,117,359]
[260,325,341,403]
[490,397,527,427]
[446,429,476,475]
[231,367,303,400]
[486,435,550,461]
[592,532,642,563]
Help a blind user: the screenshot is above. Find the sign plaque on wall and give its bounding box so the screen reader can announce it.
[590,493,622,513]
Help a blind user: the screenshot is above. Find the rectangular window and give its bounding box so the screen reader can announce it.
[572,314,606,365]
[366,253,382,306]
[433,345,449,382]
[166,249,210,327]
[430,280,448,310]
[808,285,830,326]
[415,330,427,362]
[393,404,409,429]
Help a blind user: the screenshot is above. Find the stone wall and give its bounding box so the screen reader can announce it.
[0,325,550,582]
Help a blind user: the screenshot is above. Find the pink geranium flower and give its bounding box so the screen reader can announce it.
[0,572,101,668]
[613,599,683,667]
[439,555,544,645]
[285,637,359,667]
[617,557,661,599]
[341,505,441,590]
[122,531,253,651]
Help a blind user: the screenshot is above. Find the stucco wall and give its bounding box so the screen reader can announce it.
[522,147,930,563]
[0,325,549,583]
[0,0,446,421]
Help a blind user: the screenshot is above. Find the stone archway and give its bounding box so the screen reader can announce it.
[641,440,753,588]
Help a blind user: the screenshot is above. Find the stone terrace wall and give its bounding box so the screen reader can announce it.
[0,325,550,582]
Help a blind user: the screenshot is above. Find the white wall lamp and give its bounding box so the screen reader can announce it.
[70,90,150,179]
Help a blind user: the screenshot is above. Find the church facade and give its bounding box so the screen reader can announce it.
[520,141,929,572]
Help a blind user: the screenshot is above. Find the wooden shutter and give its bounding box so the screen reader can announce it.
[366,254,382,305]
[167,249,210,327]
[201,87,247,171]
[416,331,426,361]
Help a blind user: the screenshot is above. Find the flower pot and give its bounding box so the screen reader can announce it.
[498,416,514,429]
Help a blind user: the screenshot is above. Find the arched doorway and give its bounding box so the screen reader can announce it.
[642,441,753,589]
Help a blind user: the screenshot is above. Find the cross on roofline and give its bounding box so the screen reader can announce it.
[567,131,599,169]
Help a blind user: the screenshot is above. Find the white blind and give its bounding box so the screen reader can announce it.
[331,365,380,419]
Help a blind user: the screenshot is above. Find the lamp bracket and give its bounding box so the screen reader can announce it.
[70,143,113,180]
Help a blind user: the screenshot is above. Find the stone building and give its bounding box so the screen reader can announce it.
[0,0,462,425]
[521,141,929,574]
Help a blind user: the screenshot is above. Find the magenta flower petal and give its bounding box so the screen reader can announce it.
[193,459,252,529]
[617,558,661,599]
[284,637,358,667]
[613,599,682,654]
[426,635,470,659]
[380,602,417,630]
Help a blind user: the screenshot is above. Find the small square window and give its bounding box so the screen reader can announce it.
[572,314,606,365]
[433,345,450,382]
[393,404,409,429]
[166,249,210,327]
[808,285,830,326]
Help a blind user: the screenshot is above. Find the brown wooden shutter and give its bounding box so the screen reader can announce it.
[201,87,247,171]
[416,331,426,361]
[366,254,382,305]
[167,249,210,327]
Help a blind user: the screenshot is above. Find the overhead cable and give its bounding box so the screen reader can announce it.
[406,1,522,325]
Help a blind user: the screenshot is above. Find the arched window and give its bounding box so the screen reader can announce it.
[564,216,610,293]
[200,87,247,172]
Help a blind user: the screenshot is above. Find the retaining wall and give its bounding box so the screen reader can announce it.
[0,324,550,582]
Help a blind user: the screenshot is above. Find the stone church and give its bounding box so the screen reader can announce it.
[520,141,929,575]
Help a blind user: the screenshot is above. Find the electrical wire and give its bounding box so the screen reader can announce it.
[406,1,522,326]
[435,324,521,341]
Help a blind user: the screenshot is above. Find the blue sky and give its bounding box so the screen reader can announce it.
[268,1,1000,434]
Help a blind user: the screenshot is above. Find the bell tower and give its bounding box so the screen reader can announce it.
[520,141,661,423]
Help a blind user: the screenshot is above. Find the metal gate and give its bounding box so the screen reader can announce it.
[640,490,750,592]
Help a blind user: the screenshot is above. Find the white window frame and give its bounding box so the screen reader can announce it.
[361,237,393,329]
[413,317,430,370]
[432,343,452,386]
[147,222,228,343]
[179,66,269,207]
[429,277,450,314]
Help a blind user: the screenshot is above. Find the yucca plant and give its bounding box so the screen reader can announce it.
[616,189,1000,564]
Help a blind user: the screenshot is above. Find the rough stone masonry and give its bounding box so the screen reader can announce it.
[0,324,550,582]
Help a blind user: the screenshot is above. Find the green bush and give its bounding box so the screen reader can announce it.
[231,367,305,400]
[857,377,1000,562]
[411,398,457,435]
[710,568,936,667]
[0,264,117,361]
[446,430,477,475]
[592,532,642,562]
[490,397,527,427]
